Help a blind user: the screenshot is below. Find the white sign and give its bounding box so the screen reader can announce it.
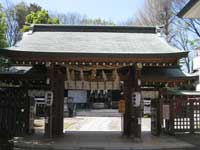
[193,56,200,70]
[196,84,200,91]
[68,90,87,103]
[45,91,53,106]
[141,91,159,99]
[163,105,170,120]
[132,92,141,107]
[138,118,141,125]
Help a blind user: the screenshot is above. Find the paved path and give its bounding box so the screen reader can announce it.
[64,117,151,132]
[35,117,151,132]
[14,131,195,150]
[28,117,198,150]
[64,117,121,131]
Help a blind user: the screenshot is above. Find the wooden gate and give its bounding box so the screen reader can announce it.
[151,99,160,136]
[164,97,200,134]
[0,88,30,137]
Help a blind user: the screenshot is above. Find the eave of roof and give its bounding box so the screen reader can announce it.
[0,66,32,75]
[163,89,200,96]
[0,48,188,59]
[0,66,46,80]
[177,0,200,18]
[141,67,195,82]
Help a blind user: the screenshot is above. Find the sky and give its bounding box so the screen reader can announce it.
[1,0,144,23]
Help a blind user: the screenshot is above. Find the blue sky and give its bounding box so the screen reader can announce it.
[2,0,144,23]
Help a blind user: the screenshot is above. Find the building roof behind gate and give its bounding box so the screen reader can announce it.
[163,89,200,96]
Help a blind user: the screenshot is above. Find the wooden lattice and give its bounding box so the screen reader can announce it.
[173,100,190,132]
[172,98,200,133]
[193,100,200,131]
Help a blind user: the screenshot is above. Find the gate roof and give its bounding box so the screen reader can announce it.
[0,24,187,59]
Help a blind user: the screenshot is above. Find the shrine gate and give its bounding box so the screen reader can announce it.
[0,24,196,139]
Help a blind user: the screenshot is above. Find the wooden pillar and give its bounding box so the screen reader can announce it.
[169,96,175,134]
[45,64,64,138]
[45,64,53,138]
[133,63,142,138]
[189,98,194,134]
[123,63,142,138]
[159,91,163,134]
[52,66,64,136]
[123,77,132,136]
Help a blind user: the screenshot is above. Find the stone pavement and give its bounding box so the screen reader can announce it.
[34,117,151,133]
[175,133,200,147]
[13,131,196,150]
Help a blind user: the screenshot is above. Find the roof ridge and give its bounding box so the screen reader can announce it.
[31,24,157,33]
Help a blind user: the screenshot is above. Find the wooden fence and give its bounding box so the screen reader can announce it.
[0,88,30,136]
[163,96,200,134]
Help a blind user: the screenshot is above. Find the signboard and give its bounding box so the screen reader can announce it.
[118,100,125,113]
[132,92,141,107]
[68,90,87,103]
[193,56,200,70]
[163,105,170,120]
[196,84,200,91]
[141,91,159,99]
[45,91,53,106]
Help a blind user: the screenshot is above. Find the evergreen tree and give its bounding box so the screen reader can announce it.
[0,4,7,48]
[21,10,59,32]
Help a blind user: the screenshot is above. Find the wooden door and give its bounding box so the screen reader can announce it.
[151,99,160,136]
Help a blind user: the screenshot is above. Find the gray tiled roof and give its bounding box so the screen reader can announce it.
[142,68,189,78]
[5,24,185,56]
